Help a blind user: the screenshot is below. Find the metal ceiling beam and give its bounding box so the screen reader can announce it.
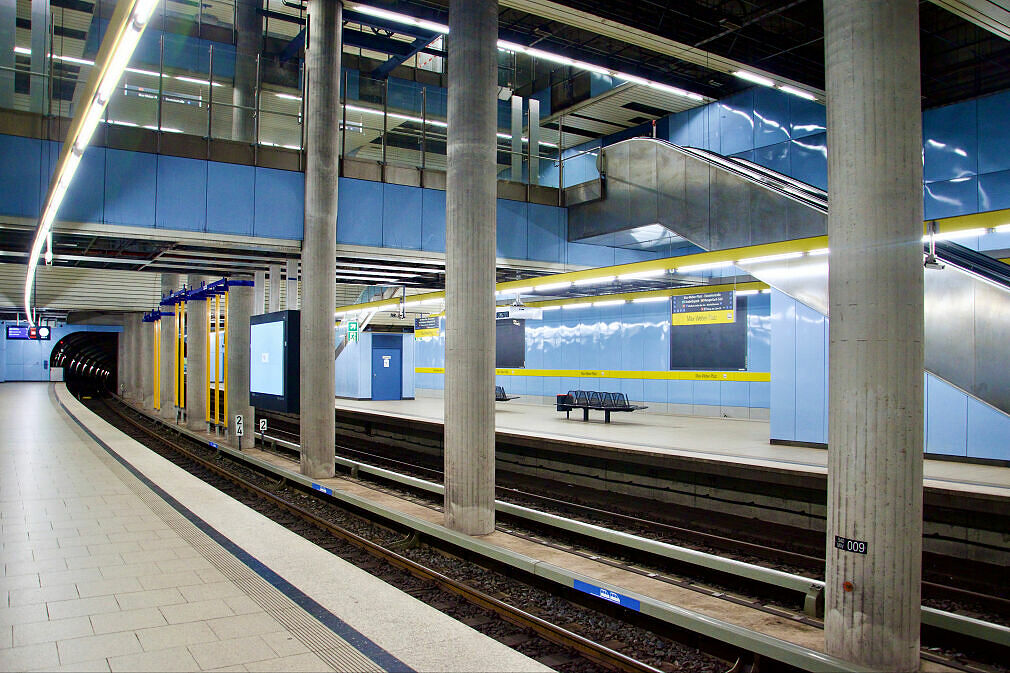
[929,0,1010,41]
[498,0,824,98]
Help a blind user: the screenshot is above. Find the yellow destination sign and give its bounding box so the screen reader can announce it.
[671,309,736,326]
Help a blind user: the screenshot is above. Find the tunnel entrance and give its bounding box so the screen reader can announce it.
[50,331,119,396]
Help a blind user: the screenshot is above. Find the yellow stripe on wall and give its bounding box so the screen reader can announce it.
[415,367,769,382]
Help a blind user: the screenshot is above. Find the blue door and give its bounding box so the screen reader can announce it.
[371,347,402,400]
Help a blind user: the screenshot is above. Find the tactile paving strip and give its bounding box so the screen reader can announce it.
[78,415,386,673]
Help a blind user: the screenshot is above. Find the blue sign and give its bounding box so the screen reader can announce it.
[573,580,641,611]
[311,483,334,496]
[5,325,50,340]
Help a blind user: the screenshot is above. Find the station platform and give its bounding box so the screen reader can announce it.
[334,397,1010,499]
[0,382,552,673]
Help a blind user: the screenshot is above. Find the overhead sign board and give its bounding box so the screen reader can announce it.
[671,291,735,326]
[414,317,440,339]
[496,306,543,321]
[6,325,51,340]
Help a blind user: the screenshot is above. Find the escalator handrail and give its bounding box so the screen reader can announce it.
[934,240,1010,289]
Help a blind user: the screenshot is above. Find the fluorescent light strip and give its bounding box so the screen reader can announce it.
[617,269,666,281]
[807,248,830,256]
[735,289,759,296]
[539,305,561,310]
[923,228,986,242]
[534,281,572,291]
[593,299,625,307]
[733,70,775,87]
[573,275,615,286]
[26,0,161,325]
[562,302,592,309]
[736,251,803,265]
[676,260,733,273]
[778,85,816,101]
[341,6,706,102]
[632,296,670,304]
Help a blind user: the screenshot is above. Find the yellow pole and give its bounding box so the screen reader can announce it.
[205,299,212,424]
[180,301,186,410]
[214,293,220,425]
[153,320,160,411]
[223,290,229,429]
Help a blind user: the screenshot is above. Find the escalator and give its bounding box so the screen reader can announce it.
[569,137,1010,414]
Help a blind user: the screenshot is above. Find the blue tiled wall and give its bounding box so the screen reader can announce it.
[0,323,121,382]
[770,292,1010,460]
[414,294,771,410]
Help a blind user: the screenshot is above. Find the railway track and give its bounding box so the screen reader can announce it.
[90,397,755,673]
[256,411,1010,622]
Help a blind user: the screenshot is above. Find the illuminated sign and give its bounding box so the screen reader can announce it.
[6,325,51,340]
[671,291,735,326]
[414,316,440,339]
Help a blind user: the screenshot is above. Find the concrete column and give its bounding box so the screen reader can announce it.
[285,259,298,309]
[232,0,262,143]
[254,269,266,313]
[268,264,281,312]
[141,318,154,409]
[185,275,209,432]
[160,274,178,419]
[120,314,133,398]
[444,0,497,536]
[129,313,142,401]
[823,1,924,670]
[227,281,255,449]
[299,0,340,479]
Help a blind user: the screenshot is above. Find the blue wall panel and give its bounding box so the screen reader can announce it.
[420,188,446,253]
[978,90,1010,175]
[382,184,422,250]
[788,134,828,190]
[770,290,797,442]
[923,100,978,183]
[206,162,254,235]
[59,146,105,224]
[979,169,1010,213]
[924,177,978,219]
[496,199,528,260]
[156,155,206,231]
[0,135,43,218]
[104,147,157,228]
[338,177,382,246]
[253,167,303,240]
[527,203,564,263]
[925,374,967,456]
[753,141,790,177]
[788,96,826,140]
[752,86,791,148]
[966,398,1010,461]
[718,90,755,156]
[793,301,826,443]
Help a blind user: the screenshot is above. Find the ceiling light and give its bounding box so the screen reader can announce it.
[760,289,771,294]
[534,281,572,291]
[735,289,759,296]
[778,85,816,101]
[736,252,803,265]
[593,299,625,307]
[733,71,775,87]
[923,228,985,242]
[617,269,666,281]
[348,4,450,34]
[13,46,30,55]
[275,93,302,101]
[993,224,1010,233]
[175,75,222,87]
[505,286,531,295]
[676,261,733,273]
[539,304,560,310]
[573,276,615,286]
[632,296,669,304]
[562,302,592,309]
[807,248,830,256]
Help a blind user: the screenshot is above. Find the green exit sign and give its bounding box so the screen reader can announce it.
[347,320,358,342]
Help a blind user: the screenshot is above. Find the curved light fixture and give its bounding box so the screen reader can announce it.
[24,0,160,325]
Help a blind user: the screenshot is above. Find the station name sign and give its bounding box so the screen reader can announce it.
[671,291,735,326]
[6,325,51,340]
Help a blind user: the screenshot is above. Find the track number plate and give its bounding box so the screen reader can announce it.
[835,536,867,554]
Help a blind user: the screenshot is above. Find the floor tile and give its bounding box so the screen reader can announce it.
[120,549,176,566]
[108,645,201,672]
[156,557,215,574]
[260,630,309,658]
[90,606,167,635]
[114,588,186,612]
[188,635,278,670]
[138,571,204,591]
[206,613,284,641]
[0,641,60,671]
[247,651,334,672]
[5,558,69,577]
[178,581,243,602]
[0,602,49,627]
[65,553,125,571]
[29,657,111,672]
[135,621,219,652]
[40,568,104,588]
[13,615,93,647]
[57,631,142,665]
[8,584,79,607]
[76,577,144,599]
[46,595,121,621]
[160,599,234,625]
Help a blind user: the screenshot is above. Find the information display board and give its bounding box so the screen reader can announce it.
[249,310,300,413]
[6,325,51,340]
[496,318,526,369]
[413,316,440,339]
[671,291,735,325]
[670,293,747,370]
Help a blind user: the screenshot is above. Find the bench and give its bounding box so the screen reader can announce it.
[556,390,647,423]
[496,385,520,402]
